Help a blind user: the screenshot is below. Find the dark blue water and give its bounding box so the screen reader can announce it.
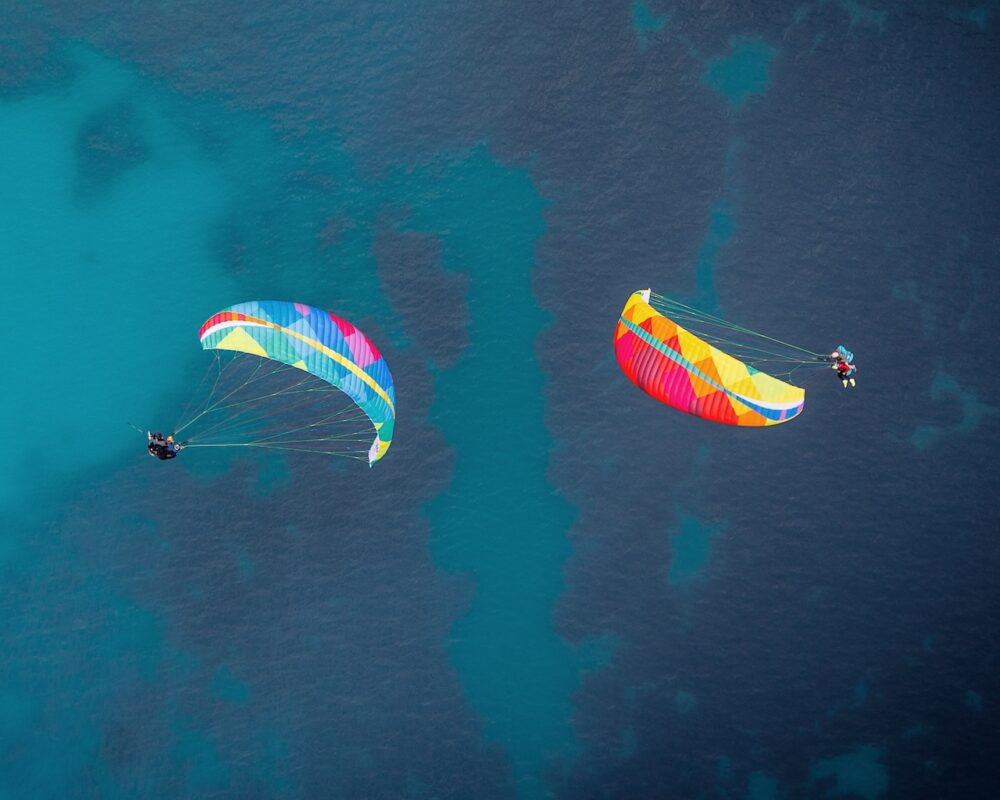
[1,2,998,798]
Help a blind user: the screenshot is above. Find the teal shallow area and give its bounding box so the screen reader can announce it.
[632,0,669,50]
[836,0,887,30]
[705,38,779,109]
[0,49,237,524]
[747,771,782,800]
[949,4,990,30]
[808,745,889,800]
[0,46,585,799]
[402,149,585,799]
[211,665,251,705]
[668,512,724,588]
[693,199,737,311]
[908,372,996,451]
[0,56,260,793]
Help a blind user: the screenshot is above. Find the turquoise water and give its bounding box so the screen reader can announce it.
[0,50,237,521]
[808,745,889,800]
[632,0,669,51]
[1,67,255,794]
[2,46,582,798]
[403,150,583,797]
[668,512,724,588]
[705,38,779,110]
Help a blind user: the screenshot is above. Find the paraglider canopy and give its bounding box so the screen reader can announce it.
[614,289,830,426]
[166,301,396,465]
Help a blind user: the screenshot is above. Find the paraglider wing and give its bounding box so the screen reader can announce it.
[614,289,804,427]
[199,301,396,463]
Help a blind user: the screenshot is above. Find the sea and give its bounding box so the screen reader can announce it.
[1,2,998,798]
